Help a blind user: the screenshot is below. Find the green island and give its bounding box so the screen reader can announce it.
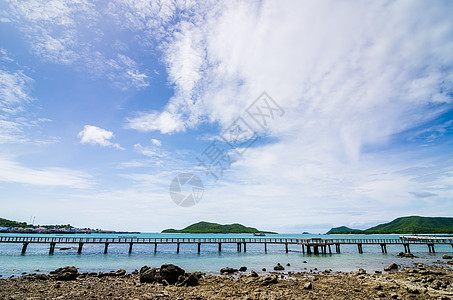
[327,216,453,234]
[162,221,277,234]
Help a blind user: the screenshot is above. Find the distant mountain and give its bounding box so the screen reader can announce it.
[327,216,453,234]
[162,221,277,234]
[0,218,28,228]
[326,226,361,234]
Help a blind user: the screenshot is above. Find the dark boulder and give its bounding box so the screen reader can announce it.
[50,266,79,281]
[160,264,185,285]
[140,267,159,283]
[251,270,258,277]
[384,263,398,271]
[239,266,247,272]
[220,267,238,274]
[274,263,285,271]
[442,254,452,260]
[183,274,199,286]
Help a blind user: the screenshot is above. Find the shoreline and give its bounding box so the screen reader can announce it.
[1,261,453,299]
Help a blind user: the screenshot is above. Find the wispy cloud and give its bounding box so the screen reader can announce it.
[78,125,124,150]
[2,0,149,90]
[0,156,93,188]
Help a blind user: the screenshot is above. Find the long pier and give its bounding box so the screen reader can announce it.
[1,236,453,255]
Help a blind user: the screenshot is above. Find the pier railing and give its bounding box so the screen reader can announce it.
[1,236,452,255]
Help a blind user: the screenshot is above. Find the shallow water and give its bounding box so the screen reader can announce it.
[1,233,452,277]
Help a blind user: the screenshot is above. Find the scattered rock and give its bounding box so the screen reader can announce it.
[131,269,138,275]
[442,254,452,260]
[239,266,247,272]
[447,261,453,265]
[139,267,160,283]
[59,247,72,251]
[375,271,382,274]
[262,268,266,271]
[286,263,291,266]
[406,287,420,294]
[384,263,398,271]
[220,267,238,274]
[259,275,278,286]
[357,268,366,275]
[182,274,199,286]
[250,270,258,277]
[397,252,416,258]
[274,263,285,271]
[50,266,79,281]
[303,261,307,263]
[304,282,313,290]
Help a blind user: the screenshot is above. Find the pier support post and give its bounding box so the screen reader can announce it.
[129,242,133,254]
[285,243,288,253]
[301,244,305,254]
[328,244,332,254]
[243,243,246,252]
[335,244,340,253]
[78,242,83,254]
[237,243,241,252]
[104,243,109,254]
[313,246,319,255]
[358,243,363,254]
[49,242,56,255]
[197,243,201,253]
[177,243,180,254]
[427,244,435,253]
[21,242,28,255]
[264,243,267,253]
[380,244,387,254]
[403,243,410,253]
[218,243,222,252]
[154,243,157,253]
[306,245,311,254]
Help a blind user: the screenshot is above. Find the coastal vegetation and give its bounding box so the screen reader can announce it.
[327,216,453,234]
[326,226,361,234]
[162,221,277,234]
[0,218,28,228]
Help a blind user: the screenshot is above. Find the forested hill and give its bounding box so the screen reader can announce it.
[327,216,453,234]
[162,221,277,234]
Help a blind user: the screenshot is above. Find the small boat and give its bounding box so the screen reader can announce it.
[253,232,265,236]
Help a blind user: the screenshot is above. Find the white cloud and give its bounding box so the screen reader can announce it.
[78,125,124,150]
[126,110,186,134]
[2,0,149,90]
[0,156,93,188]
[150,138,162,147]
[124,0,453,230]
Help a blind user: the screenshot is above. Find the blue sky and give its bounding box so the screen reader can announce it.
[0,0,452,233]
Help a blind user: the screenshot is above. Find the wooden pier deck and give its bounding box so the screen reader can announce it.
[1,236,452,255]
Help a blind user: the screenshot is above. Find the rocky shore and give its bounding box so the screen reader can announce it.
[1,261,452,299]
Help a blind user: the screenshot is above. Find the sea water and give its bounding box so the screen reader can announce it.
[1,233,452,278]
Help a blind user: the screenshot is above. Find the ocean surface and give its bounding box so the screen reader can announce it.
[1,233,452,278]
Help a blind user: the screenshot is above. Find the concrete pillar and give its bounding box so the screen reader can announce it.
[177,243,180,254]
[285,243,288,253]
[104,243,109,254]
[21,242,28,255]
[218,243,222,252]
[243,243,247,252]
[264,243,267,253]
[197,243,201,253]
[49,242,56,255]
[154,243,157,253]
[78,242,83,254]
[129,242,133,254]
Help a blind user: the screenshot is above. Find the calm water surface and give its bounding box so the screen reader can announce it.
[1,233,452,277]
